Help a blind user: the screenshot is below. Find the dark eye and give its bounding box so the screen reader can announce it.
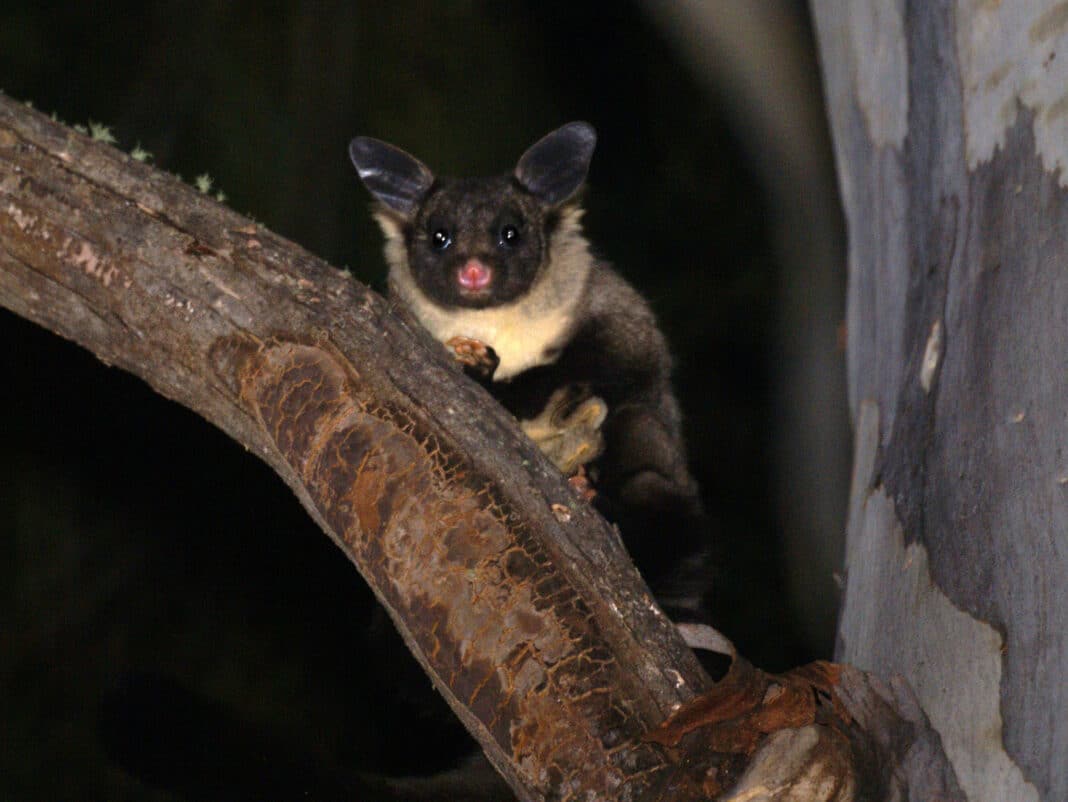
[432,229,452,250]
[499,224,520,248]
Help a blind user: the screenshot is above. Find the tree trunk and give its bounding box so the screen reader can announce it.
[0,92,961,799]
[812,2,1067,800]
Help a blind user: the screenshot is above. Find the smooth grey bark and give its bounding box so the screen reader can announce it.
[812,2,1068,800]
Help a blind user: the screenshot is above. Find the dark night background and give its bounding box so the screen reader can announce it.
[0,2,848,798]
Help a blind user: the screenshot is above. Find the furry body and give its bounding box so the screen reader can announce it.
[350,123,706,612]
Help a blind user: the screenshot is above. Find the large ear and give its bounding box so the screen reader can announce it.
[514,122,596,206]
[348,136,435,218]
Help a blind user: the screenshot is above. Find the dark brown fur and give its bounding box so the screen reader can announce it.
[350,123,707,614]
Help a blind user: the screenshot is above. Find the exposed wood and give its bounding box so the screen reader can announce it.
[813,1,1068,799]
[0,93,962,799]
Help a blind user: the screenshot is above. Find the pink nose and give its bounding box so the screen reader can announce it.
[457,259,492,291]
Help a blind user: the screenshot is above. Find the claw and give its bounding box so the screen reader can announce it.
[568,465,597,501]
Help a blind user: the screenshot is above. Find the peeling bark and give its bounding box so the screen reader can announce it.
[0,93,960,799]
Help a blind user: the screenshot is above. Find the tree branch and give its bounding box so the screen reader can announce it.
[0,94,961,800]
[0,92,713,800]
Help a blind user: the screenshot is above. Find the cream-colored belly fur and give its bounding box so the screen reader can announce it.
[408,302,572,380]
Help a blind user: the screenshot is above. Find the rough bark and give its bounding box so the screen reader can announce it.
[813,1,1068,800]
[0,93,960,799]
[0,93,706,801]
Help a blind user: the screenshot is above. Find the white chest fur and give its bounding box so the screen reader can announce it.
[402,299,574,380]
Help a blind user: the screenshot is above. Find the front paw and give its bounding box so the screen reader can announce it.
[446,335,499,380]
